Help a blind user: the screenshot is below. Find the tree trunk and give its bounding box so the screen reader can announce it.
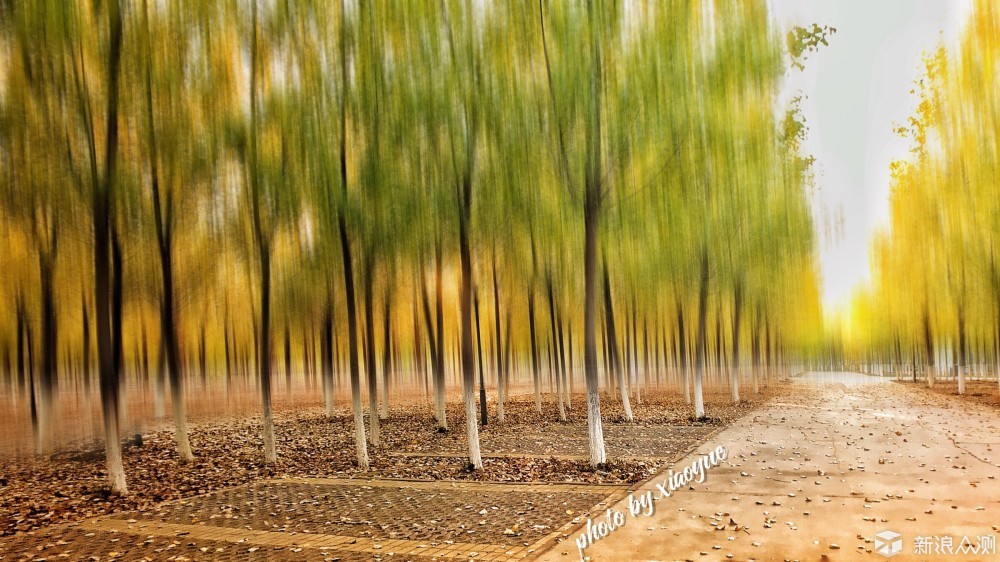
[362,261,380,447]
[557,307,570,409]
[339,217,368,467]
[602,261,632,421]
[751,305,760,394]
[528,287,542,414]
[153,334,165,419]
[17,297,26,395]
[322,302,335,415]
[284,324,292,393]
[730,279,743,404]
[582,182,606,466]
[629,299,640,405]
[146,29,192,463]
[258,247,276,463]
[567,321,574,400]
[412,287,426,400]
[434,239,447,430]
[381,291,392,419]
[693,249,709,419]
[335,0,369,468]
[95,0,127,494]
[37,255,57,456]
[677,296,690,403]
[458,162,482,468]
[474,290,488,426]
[547,276,567,422]
[82,298,91,392]
[957,302,967,395]
[492,258,505,422]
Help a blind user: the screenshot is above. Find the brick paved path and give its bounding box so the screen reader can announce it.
[1,478,629,561]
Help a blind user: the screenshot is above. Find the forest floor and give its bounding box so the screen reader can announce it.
[0,383,792,560]
[894,377,1000,409]
[543,371,1000,561]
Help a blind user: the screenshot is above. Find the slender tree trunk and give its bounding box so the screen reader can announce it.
[337,0,369,468]
[339,217,368,467]
[730,279,743,404]
[224,314,233,391]
[82,297,93,396]
[419,241,448,431]
[381,291,392,419]
[643,318,650,389]
[362,262,380,447]
[567,321,574,400]
[153,335,165,418]
[751,307,760,395]
[28,323,38,451]
[677,296,690,403]
[37,256,57,456]
[322,301,334,415]
[111,226,125,434]
[764,319,772,385]
[503,310,513,405]
[145,22,191,463]
[413,288,429,401]
[957,302,967,395]
[603,262,632,421]
[528,287,542,414]
[17,297,26,394]
[539,0,605,466]
[582,209,607,465]
[249,3,275,464]
[492,258,505,422]
[258,247,276,463]
[140,322,149,389]
[629,299,640,405]
[693,249,709,419]
[200,322,208,388]
[458,191,482,469]
[557,307,571,409]
[284,324,292,394]
[474,290,488,426]
[435,240,447,430]
[714,302,723,383]
[547,276,567,421]
[95,0,127,494]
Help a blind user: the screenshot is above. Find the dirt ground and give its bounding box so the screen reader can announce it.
[893,377,1000,409]
[0,381,793,540]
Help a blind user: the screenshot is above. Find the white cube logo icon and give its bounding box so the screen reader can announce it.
[875,530,902,557]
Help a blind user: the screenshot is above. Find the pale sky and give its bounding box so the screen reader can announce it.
[768,0,970,316]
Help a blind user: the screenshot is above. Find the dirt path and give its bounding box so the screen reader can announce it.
[538,372,1000,561]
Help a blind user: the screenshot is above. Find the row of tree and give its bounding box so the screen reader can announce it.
[843,0,1000,391]
[0,0,824,494]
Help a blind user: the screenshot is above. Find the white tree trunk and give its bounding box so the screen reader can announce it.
[617,365,633,422]
[324,370,334,416]
[352,389,369,470]
[435,378,447,431]
[556,364,567,422]
[172,381,194,462]
[262,401,276,463]
[694,367,705,419]
[104,406,128,495]
[587,387,606,466]
[731,364,740,404]
[464,385,482,469]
